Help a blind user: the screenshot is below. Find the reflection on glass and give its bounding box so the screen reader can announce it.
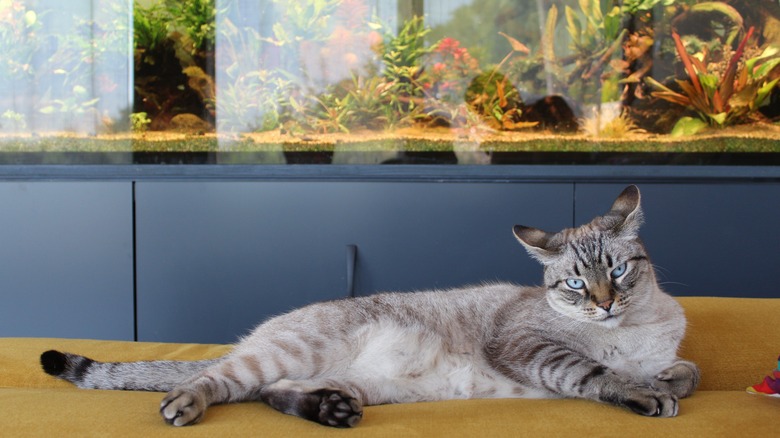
[0,1,778,164]
[0,0,131,137]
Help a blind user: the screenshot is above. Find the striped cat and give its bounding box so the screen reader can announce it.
[41,185,699,427]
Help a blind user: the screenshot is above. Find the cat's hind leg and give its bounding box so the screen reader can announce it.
[160,356,273,426]
[159,330,354,426]
[257,372,462,427]
[258,379,363,428]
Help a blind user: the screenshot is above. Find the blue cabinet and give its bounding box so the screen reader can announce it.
[0,182,134,340]
[575,183,780,298]
[134,182,573,343]
[1,180,777,343]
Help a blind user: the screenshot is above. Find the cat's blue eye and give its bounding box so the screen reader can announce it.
[611,263,627,279]
[565,278,585,290]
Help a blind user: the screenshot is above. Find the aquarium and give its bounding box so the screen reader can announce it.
[1,0,778,165]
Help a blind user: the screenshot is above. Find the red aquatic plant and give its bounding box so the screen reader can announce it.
[647,26,780,130]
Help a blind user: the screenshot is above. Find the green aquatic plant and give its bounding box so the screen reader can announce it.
[372,15,434,118]
[465,71,536,131]
[216,16,291,132]
[165,0,217,54]
[647,27,780,134]
[218,11,269,132]
[287,73,401,134]
[1,110,27,131]
[268,0,342,45]
[130,112,151,133]
[133,1,170,65]
[38,85,100,117]
[621,0,675,15]
[503,5,566,97]
[308,93,351,134]
[343,75,397,129]
[564,0,627,103]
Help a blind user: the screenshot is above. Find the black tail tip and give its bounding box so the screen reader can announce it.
[41,350,68,376]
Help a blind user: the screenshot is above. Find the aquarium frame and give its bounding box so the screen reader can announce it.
[0,164,778,183]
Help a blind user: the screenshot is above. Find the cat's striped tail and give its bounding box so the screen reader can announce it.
[40,350,220,392]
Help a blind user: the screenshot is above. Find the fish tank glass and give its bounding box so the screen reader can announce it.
[1,0,779,165]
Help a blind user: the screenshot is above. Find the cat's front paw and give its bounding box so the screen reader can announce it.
[652,361,700,398]
[622,386,678,417]
[160,388,208,426]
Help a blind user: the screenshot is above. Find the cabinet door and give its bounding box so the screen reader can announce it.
[135,182,354,343]
[575,183,780,298]
[135,182,573,343]
[0,182,134,340]
[347,183,573,295]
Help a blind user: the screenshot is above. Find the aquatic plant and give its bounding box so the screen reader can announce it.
[503,5,564,97]
[424,37,481,103]
[130,112,151,133]
[671,1,745,47]
[343,75,397,130]
[133,1,170,65]
[0,1,41,83]
[464,71,535,131]
[581,110,642,138]
[165,0,217,54]
[564,0,626,103]
[647,27,780,134]
[309,93,351,134]
[286,72,407,134]
[269,0,341,44]
[215,15,291,132]
[373,15,434,118]
[621,0,676,15]
[1,110,27,131]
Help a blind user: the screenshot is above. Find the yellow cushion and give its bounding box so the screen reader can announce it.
[1,297,778,436]
[0,389,776,437]
[676,297,780,391]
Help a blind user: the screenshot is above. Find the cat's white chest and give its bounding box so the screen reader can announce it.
[589,322,678,381]
[348,323,526,403]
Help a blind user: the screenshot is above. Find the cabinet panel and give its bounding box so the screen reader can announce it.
[135,182,355,343]
[135,182,573,343]
[349,183,573,295]
[575,183,780,298]
[0,182,134,340]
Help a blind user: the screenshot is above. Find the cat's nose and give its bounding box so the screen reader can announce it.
[596,299,614,311]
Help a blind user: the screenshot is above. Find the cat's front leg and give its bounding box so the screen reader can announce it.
[651,360,700,398]
[487,338,680,417]
[599,378,679,417]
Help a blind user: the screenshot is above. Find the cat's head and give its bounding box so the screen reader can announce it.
[513,185,656,327]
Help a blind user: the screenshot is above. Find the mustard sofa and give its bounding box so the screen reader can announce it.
[2,297,778,437]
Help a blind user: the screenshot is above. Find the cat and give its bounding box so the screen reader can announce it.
[40,184,700,428]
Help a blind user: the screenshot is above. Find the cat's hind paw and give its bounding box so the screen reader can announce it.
[316,389,363,428]
[160,388,207,427]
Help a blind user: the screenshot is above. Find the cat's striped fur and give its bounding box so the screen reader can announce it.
[41,185,699,427]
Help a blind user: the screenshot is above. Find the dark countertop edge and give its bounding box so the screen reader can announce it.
[1,163,779,183]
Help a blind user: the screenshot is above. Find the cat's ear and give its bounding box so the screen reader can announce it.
[607,185,644,237]
[513,225,558,264]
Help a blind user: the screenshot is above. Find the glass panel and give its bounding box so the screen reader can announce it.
[0,1,778,165]
[0,0,133,162]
